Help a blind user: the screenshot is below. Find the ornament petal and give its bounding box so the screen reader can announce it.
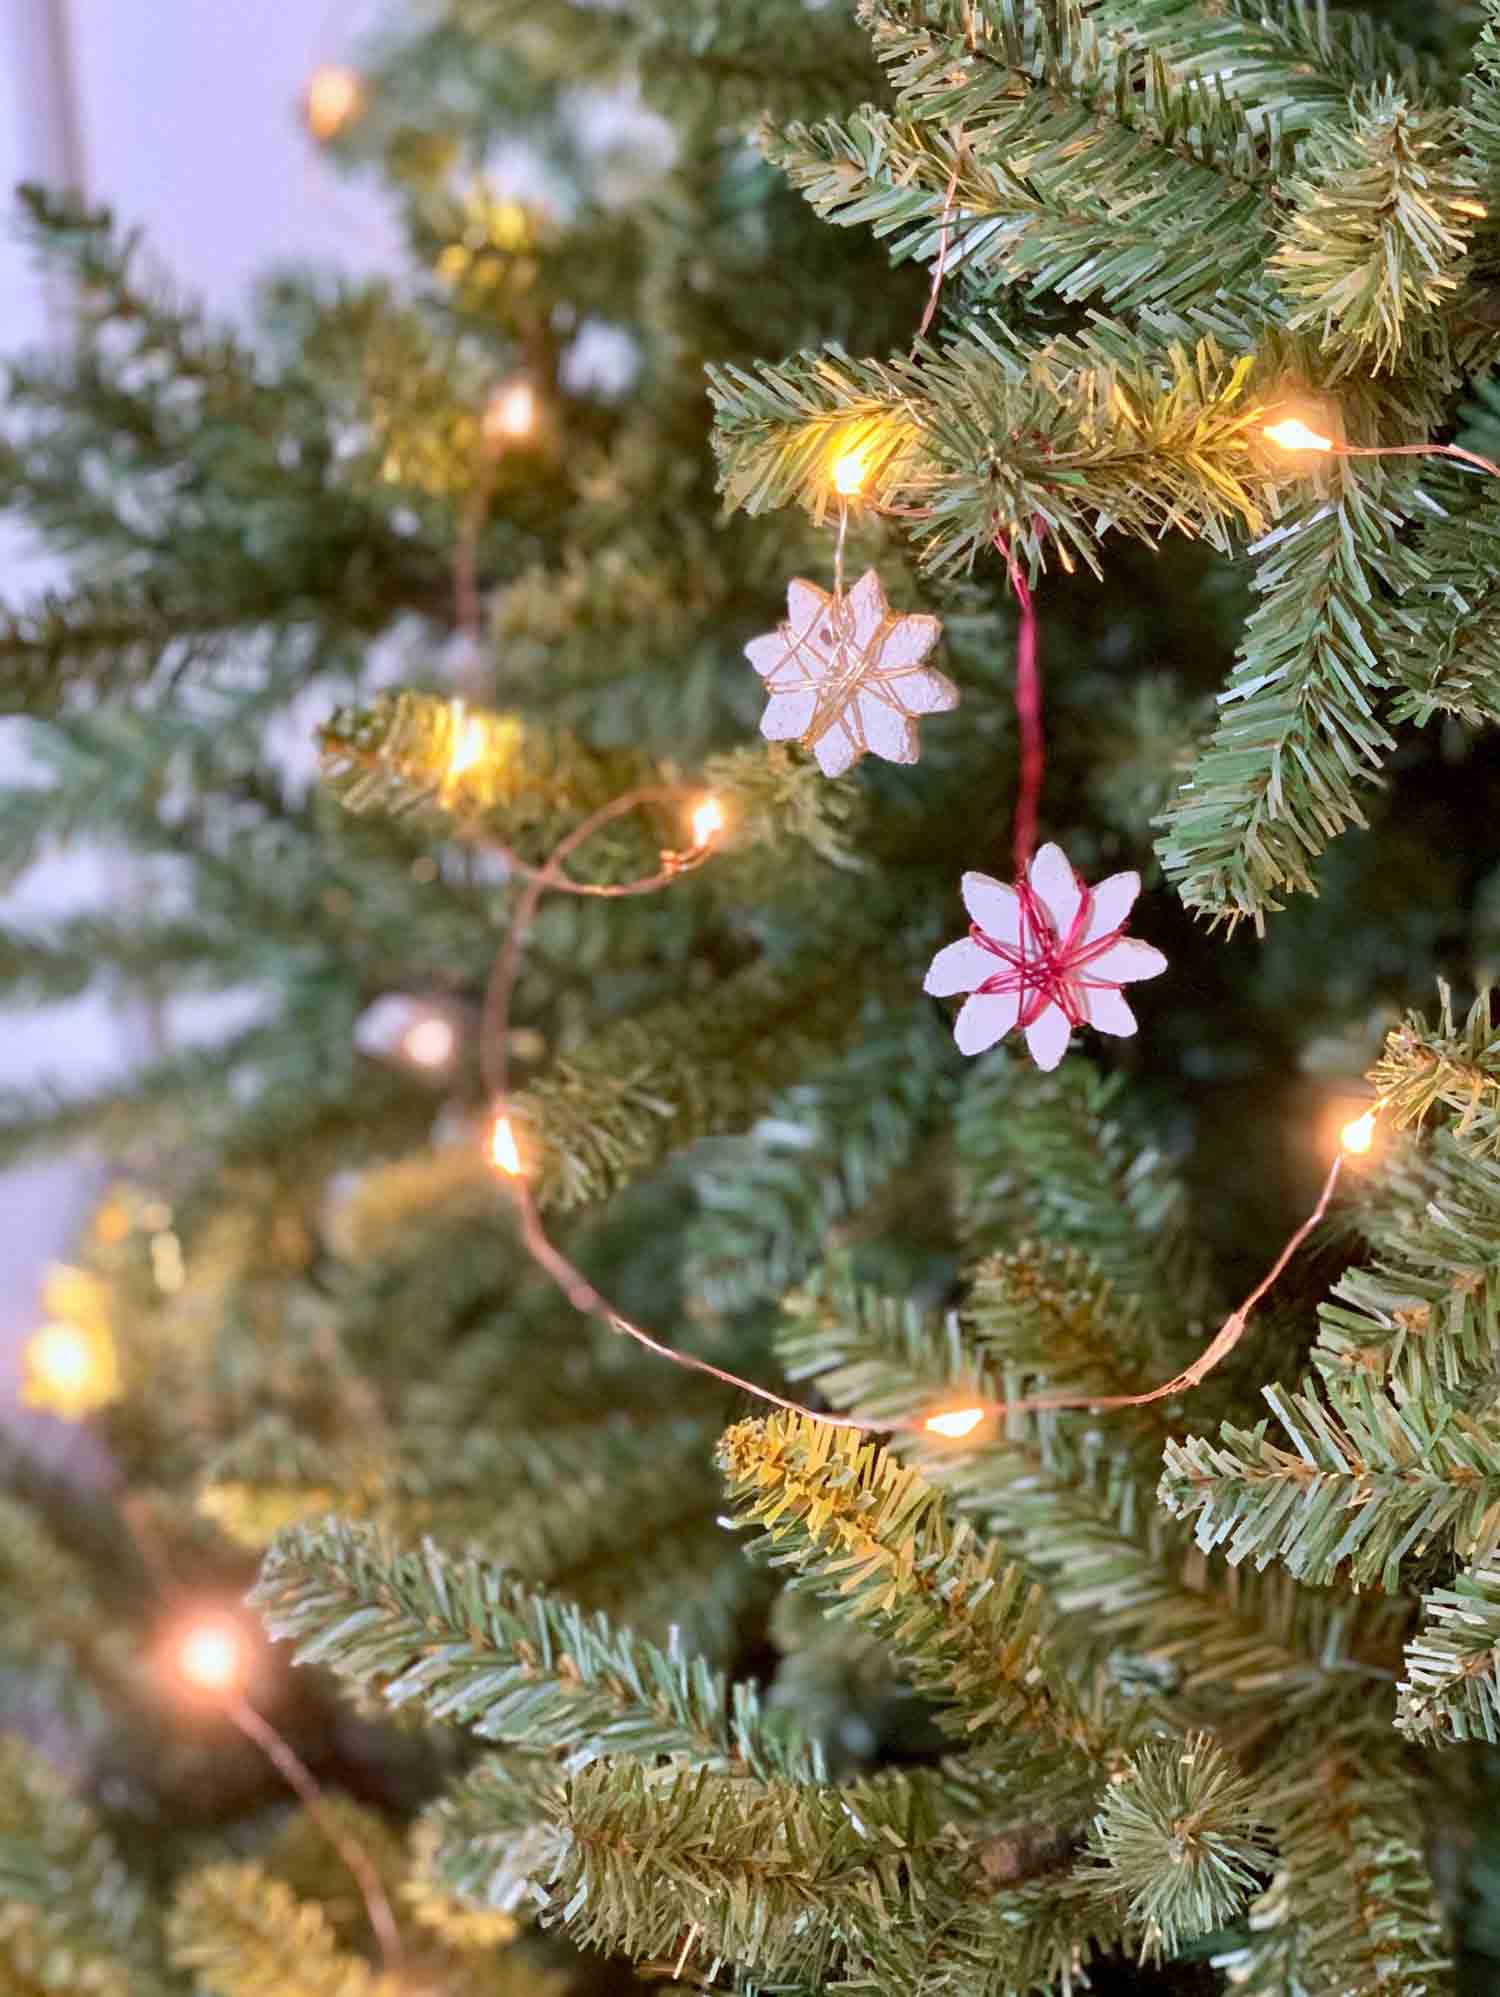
[847,569,889,648]
[888,662,958,714]
[760,689,819,741]
[954,988,1021,1055]
[1024,1002,1072,1071]
[1085,938,1168,984]
[876,614,945,676]
[960,873,1022,944]
[1029,844,1083,939]
[1086,985,1138,1036]
[786,578,832,653]
[812,719,860,778]
[855,688,918,763]
[1082,870,1140,942]
[924,937,996,997]
[744,632,794,681]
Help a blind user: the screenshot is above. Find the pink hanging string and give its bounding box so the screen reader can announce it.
[993,526,1043,875]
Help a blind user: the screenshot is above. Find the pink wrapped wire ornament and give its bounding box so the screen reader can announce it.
[744,570,956,777]
[924,843,1167,1070]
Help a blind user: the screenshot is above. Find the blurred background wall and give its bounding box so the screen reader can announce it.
[0,0,393,1386]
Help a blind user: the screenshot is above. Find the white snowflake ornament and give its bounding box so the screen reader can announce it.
[924,844,1167,1070]
[744,570,956,777]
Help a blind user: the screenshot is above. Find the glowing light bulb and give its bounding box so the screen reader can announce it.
[691,796,724,848]
[925,1406,985,1439]
[448,703,487,780]
[22,1314,118,1421]
[27,1325,90,1395]
[1340,1109,1377,1156]
[172,1617,250,1696]
[402,1015,456,1070]
[304,64,362,143]
[1265,418,1334,454]
[490,1114,524,1177]
[483,380,538,446]
[832,451,868,497]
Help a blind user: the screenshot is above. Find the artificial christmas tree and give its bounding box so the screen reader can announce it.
[8,0,1500,1991]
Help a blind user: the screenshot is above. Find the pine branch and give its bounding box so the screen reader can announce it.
[1398,1558,1500,1746]
[529,1759,943,1985]
[514,959,877,1211]
[1091,0,1434,137]
[1368,986,1500,1154]
[1082,1735,1270,1955]
[682,1008,956,1313]
[1232,1719,1451,1997]
[766,96,1276,330]
[252,1517,818,1776]
[430,1750,952,1986]
[717,1410,1118,1794]
[1161,1372,1500,1590]
[864,0,1279,183]
[0,1736,163,1997]
[1270,90,1478,375]
[774,1265,1401,1713]
[709,329,1282,578]
[1314,1128,1500,1405]
[955,1052,1215,1336]
[167,1863,389,1997]
[319,691,664,872]
[1156,481,1423,927]
[1464,0,1500,266]
[1388,478,1500,727]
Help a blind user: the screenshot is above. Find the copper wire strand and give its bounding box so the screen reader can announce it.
[914,142,966,351]
[481,795,1354,1434]
[114,1499,405,1978]
[228,1695,405,1978]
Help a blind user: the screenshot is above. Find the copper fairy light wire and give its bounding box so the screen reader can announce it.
[1264,416,1500,483]
[477,777,1378,1439]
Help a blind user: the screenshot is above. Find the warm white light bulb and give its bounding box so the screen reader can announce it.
[304,65,362,142]
[490,1114,524,1177]
[28,1324,91,1395]
[402,1016,456,1070]
[173,1618,249,1696]
[1340,1109,1377,1156]
[448,705,487,780]
[1265,418,1334,454]
[484,380,538,445]
[691,796,724,848]
[925,1407,985,1439]
[832,451,867,497]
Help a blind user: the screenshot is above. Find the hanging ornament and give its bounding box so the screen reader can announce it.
[924,844,1167,1070]
[744,570,955,777]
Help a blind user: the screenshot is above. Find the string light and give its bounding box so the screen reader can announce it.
[925,1406,986,1439]
[401,1015,456,1070]
[472,780,1361,1434]
[156,1604,406,1975]
[1340,1108,1378,1156]
[447,701,487,780]
[1265,418,1334,453]
[832,451,868,497]
[691,795,724,848]
[25,1325,91,1399]
[303,64,363,143]
[490,1114,524,1177]
[482,379,538,447]
[21,1317,118,1421]
[1265,414,1500,483]
[170,1615,251,1698]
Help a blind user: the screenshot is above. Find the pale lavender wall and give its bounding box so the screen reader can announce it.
[0,0,395,1371]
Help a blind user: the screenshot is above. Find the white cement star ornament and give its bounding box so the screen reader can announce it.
[744,570,956,777]
[924,844,1168,1071]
